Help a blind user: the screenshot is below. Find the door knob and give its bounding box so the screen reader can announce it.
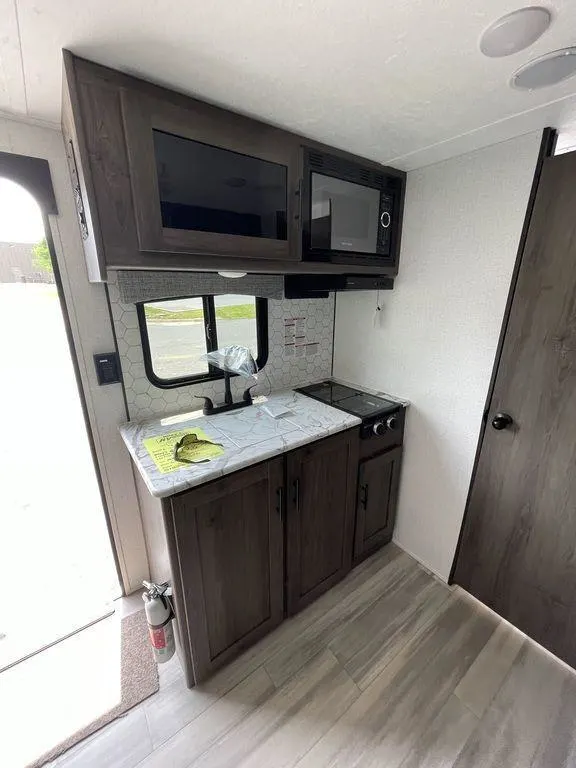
[491,412,513,430]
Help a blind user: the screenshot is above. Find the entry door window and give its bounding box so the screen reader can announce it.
[0,178,119,671]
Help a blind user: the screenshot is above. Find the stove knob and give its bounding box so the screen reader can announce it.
[386,414,399,431]
[372,420,387,436]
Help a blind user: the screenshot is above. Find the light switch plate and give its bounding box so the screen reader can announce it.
[94,352,121,385]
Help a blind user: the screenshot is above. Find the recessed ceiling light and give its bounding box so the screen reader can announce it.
[511,48,576,89]
[480,6,551,58]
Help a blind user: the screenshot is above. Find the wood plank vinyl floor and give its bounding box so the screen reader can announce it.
[48,545,576,768]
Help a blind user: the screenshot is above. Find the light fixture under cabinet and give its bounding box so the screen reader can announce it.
[218,271,247,278]
[511,47,576,89]
[480,7,551,58]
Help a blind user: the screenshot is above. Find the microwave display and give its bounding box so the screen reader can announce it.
[310,173,381,254]
[153,130,288,240]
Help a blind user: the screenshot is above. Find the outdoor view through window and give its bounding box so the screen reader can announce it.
[142,294,261,382]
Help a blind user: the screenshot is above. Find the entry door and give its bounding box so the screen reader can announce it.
[0,173,120,670]
[0,134,148,598]
[453,150,576,667]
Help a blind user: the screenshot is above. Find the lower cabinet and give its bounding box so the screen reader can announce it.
[163,458,284,685]
[354,446,403,564]
[285,429,359,615]
[162,426,405,686]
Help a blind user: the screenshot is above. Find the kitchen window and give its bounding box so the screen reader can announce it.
[137,295,268,387]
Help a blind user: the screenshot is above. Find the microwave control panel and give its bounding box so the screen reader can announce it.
[377,193,395,255]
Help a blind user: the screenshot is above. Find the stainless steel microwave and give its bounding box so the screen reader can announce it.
[301,148,405,269]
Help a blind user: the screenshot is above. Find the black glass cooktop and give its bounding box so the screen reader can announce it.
[297,381,399,419]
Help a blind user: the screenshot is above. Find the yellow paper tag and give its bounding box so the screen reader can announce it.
[143,428,224,474]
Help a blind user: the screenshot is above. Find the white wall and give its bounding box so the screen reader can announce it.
[0,116,149,593]
[333,132,542,581]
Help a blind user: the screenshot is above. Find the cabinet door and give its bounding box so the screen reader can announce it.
[121,89,300,261]
[354,446,403,564]
[166,458,284,684]
[286,429,359,615]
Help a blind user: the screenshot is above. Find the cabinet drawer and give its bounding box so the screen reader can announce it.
[359,409,405,460]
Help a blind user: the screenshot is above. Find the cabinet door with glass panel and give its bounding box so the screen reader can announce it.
[137,295,268,387]
[121,89,300,261]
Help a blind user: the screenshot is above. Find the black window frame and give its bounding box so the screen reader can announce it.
[137,295,268,388]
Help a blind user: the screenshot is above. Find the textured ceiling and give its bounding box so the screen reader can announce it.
[1,0,576,168]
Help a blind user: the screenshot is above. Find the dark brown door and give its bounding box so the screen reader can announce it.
[166,458,284,684]
[453,150,576,668]
[285,429,359,615]
[354,446,402,564]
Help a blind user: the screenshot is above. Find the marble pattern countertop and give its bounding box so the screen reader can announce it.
[120,390,361,499]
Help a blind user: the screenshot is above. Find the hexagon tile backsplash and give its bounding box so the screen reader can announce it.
[107,274,335,421]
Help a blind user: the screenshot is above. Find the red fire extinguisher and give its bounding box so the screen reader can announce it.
[143,581,175,663]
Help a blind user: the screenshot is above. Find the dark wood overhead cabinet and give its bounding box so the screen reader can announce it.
[121,89,300,261]
[61,51,405,281]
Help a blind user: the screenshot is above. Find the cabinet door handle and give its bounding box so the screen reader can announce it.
[295,178,303,221]
[276,486,284,520]
[360,483,369,510]
[293,478,300,513]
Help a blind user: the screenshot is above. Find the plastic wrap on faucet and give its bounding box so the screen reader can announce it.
[202,345,258,378]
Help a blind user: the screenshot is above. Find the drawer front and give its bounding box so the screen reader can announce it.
[359,408,405,460]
